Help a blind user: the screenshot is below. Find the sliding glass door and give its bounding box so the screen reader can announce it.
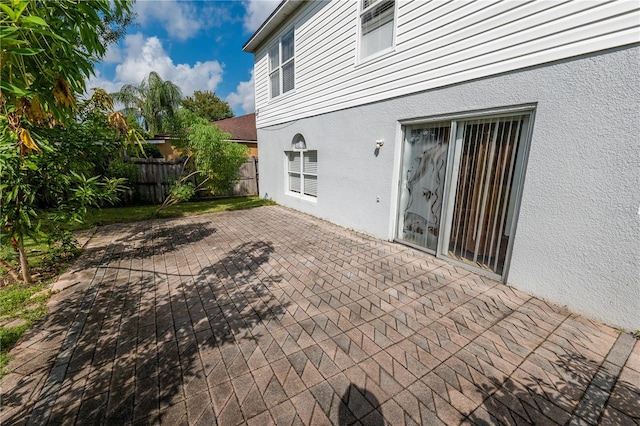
[396,122,450,252]
[397,111,532,278]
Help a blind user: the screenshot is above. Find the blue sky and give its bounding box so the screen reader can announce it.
[88,0,281,116]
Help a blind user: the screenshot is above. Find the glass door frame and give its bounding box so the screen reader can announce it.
[396,105,536,281]
[395,121,451,255]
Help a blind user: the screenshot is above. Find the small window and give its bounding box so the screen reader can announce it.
[286,134,317,198]
[269,28,295,98]
[359,0,395,60]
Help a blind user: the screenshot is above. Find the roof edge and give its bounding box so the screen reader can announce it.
[242,0,304,53]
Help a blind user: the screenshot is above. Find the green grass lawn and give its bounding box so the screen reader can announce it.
[76,196,275,229]
[1,238,53,275]
[0,282,50,376]
[0,196,275,375]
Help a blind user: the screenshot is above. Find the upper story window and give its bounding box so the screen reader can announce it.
[360,0,395,60]
[269,28,295,98]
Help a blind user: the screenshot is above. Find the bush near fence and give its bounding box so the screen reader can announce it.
[125,157,258,204]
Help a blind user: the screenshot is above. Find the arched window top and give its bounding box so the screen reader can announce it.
[292,133,306,150]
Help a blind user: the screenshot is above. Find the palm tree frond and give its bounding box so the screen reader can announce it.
[112,72,182,135]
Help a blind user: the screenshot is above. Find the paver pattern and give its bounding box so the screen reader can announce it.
[1,205,638,425]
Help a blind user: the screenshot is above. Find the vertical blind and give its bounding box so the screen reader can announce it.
[396,112,530,278]
[448,115,525,275]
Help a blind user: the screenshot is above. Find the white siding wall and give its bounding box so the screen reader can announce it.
[254,0,639,128]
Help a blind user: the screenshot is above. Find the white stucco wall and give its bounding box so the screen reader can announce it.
[257,45,640,330]
[258,108,399,238]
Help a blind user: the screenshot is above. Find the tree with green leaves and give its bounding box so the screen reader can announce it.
[0,0,136,283]
[156,111,248,214]
[34,91,138,208]
[181,90,234,122]
[112,71,183,135]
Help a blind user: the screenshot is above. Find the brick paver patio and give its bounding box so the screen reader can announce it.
[1,205,638,425]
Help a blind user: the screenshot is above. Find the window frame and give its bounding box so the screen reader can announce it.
[268,27,295,99]
[357,0,397,63]
[286,146,317,201]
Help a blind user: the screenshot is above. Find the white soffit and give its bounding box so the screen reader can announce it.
[243,0,305,53]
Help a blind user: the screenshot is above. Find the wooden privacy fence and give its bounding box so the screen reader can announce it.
[233,157,259,197]
[128,157,184,204]
[126,157,258,204]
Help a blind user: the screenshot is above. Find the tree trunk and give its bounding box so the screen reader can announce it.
[17,243,33,284]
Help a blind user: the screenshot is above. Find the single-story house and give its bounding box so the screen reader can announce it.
[145,134,181,159]
[243,1,639,329]
[212,113,258,157]
[145,113,258,160]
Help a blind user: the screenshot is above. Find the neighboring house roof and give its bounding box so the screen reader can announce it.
[212,113,257,142]
[243,0,303,53]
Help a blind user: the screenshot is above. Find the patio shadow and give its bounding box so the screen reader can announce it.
[79,221,217,267]
[338,384,384,426]
[468,351,640,425]
[2,229,288,424]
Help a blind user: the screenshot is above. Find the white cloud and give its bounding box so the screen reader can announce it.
[85,70,126,96]
[115,34,175,86]
[87,33,224,98]
[227,71,255,114]
[134,0,202,41]
[243,0,281,33]
[102,44,123,64]
[133,0,233,41]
